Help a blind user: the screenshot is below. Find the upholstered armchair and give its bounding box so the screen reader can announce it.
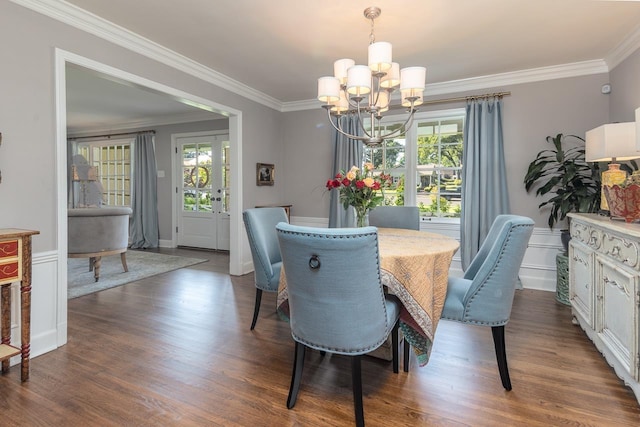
[242,207,289,330]
[68,207,132,282]
[368,206,420,230]
[433,214,534,390]
[276,223,400,427]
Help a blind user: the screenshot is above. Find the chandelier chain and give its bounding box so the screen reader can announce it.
[364,6,381,44]
[369,14,376,44]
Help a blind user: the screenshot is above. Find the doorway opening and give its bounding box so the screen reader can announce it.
[55,49,246,342]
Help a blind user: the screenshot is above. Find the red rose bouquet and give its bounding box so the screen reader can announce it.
[326,163,392,226]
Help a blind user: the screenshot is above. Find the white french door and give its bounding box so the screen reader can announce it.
[175,133,230,250]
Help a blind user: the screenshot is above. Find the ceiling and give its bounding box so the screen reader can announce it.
[65,64,221,134]
[61,0,640,132]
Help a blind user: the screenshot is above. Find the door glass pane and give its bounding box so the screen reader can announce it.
[183,189,196,210]
[181,142,216,212]
[181,139,230,213]
[199,189,213,212]
[221,142,230,213]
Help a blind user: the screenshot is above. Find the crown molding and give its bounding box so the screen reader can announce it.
[283,60,610,112]
[281,99,319,112]
[11,0,282,111]
[605,22,640,70]
[12,0,633,115]
[422,60,609,97]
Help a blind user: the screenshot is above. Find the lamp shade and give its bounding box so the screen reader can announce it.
[334,58,355,85]
[330,90,349,114]
[380,62,400,89]
[401,89,423,107]
[373,91,390,113]
[585,122,639,162]
[346,65,372,96]
[400,67,426,91]
[368,42,392,73]
[317,77,340,103]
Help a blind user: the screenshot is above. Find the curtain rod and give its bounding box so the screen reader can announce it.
[68,130,155,141]
[389,91,511,110]
[423,91,511,105]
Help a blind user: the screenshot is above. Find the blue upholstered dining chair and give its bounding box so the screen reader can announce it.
[405,215,534,390]
[242,207,289,330]
[368,206,420,230]
[276,223,400,427]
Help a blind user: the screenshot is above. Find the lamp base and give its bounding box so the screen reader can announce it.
[601,163,627,211]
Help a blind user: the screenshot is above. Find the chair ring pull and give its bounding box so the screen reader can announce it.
[309,255,321,270]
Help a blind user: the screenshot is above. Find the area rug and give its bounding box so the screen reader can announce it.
[68,250,207,299]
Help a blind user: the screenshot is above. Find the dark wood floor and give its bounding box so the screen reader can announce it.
[1,247,639,426]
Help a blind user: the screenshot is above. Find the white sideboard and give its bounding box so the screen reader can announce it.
[568,213,640,404]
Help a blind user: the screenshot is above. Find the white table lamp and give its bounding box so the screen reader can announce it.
[585,122,639,211]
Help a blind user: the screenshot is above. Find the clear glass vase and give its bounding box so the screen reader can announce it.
[355,207,368,227]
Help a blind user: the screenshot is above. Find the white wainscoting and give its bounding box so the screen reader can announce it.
[290,216,563,293]
[7,250,62,365]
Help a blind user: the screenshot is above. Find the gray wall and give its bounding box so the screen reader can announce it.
[282,74,611,228]
[610,48,640,123]
[2,0,638,246]
[0,2,284,253]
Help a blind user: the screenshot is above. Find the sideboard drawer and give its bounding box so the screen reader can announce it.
[0,240,19,259]
[0,261,19,284]
[0,239,21,285]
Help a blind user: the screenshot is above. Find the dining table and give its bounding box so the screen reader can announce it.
[277,227,460,367]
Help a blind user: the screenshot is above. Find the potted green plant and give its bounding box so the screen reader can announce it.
[523,133,601,252]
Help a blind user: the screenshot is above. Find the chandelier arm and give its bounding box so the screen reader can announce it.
[376,109,418,140]
[346,89,362,110]
[355,102,374,139]
[370,75,379,108]
[325,108,367,142]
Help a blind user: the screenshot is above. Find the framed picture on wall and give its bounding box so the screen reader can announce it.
[256,163,274,186]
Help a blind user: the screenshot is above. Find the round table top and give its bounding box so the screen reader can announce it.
[377,227,460,258]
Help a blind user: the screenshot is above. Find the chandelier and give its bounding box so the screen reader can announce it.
[317,6,426,146]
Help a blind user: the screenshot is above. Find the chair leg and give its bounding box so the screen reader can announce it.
[287,341,306,409]
[250,288,263,330]
[93,256,102,282]
[391,320,399,374]
[351,355,364,427]
[120,252,128,272]
[491,325,512,391]
[403,339,410,373]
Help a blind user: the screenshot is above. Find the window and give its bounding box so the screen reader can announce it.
[364,123,406,206]
[77,138,132,206]
[364,109,465,219]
